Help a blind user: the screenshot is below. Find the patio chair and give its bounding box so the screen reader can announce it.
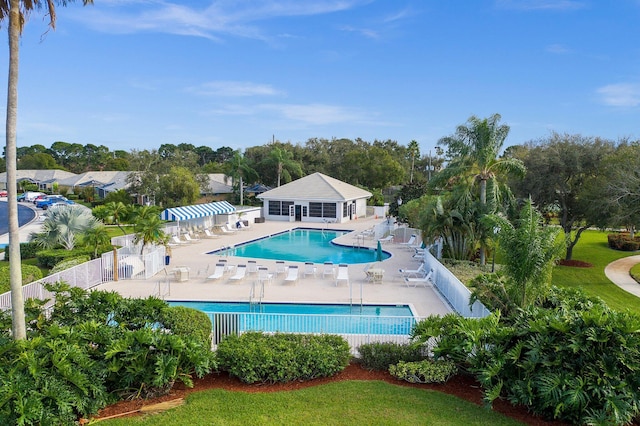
[257,267,274,286]
[182,233,200,243]
[304,262,317,278]
[203,229,220,239]
[275,261,287,276]
[195,264,210,279]
[403,268,434,288]
[363,263,373,282]
[399,234,417,249]
[378,234,394,244]
[218,224,236,234]
[236,220,250,230]
[247,260,259,275]
[335,264,350,287]
[206,263,226,281]
[399,262,426,279]
[284,265,299,285]
[322,261,335,278]
[170,235,187,246]
[228,265,247,283]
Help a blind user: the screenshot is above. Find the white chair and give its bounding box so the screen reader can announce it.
[170,235,187,246]
[275,261,287,276]
[237,221,250,230]
[218,224,236,234]
[195,264,210,278]
[322,262,335,278]
[228,265,247,282]
[182,233,200,243]
[304,262,317,278]
[224,223,238,233]
[399,234,417,249]
[404,268,434,288]
[284,265,299,285]
[206,263,226,281]
[257,267,274,286]
[247,260,259,275]
[399,262,426,279]
[203,229,220,239]
[378,235,394,244]
[335,264,350,287]
[363,263,373,282]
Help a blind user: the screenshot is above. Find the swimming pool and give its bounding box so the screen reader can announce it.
[170,301,416,336]
[208,228,391,264]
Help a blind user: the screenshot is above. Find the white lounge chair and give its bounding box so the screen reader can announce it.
[322,262,335,278]
[170,235,187,246]
[218,224,236,234]
[247,260,259,275]
[224,223,238,233]
[404,268,434,288]
[228,265,247,282]
[236,221,250,230]
[275,261,287,276]
[257,267,274,286]
[203,229,220,239]
[378,235,394,244]
[304,262,317,278]
[399,234,417,249]
[284,265,299,285]
[335,264,350,287]
[399,262,426,279]
[182,233,200,243]
[206,263,226,281]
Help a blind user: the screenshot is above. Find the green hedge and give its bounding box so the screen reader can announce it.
[389,359,458,384]
[0,265,43,294]
[161,306,212,348]
[36,247,99,268]
[216,332,351,384]
[357,342,425,371]
[3,242,40,261]
[607,233,640,251]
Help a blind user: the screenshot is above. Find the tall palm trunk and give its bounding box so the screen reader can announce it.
[478,178,487,265]
[6,0,26,339]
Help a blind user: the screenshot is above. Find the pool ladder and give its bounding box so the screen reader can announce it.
[249,280,265,311]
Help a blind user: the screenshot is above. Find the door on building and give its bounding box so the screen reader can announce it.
[295,205,302,221]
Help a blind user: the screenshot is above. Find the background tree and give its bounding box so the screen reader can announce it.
[156,166,201,207]
[509,133,615,260]
[224,151,258,206]
[17,152,59,169]
[82,224,111,258]
[267,145,303,187]
[133,215,168,255]
[1,0,93,340]
[434,114,525,265]
[102,201,130,235]
[407,140,420,183]
[30,206,101,251]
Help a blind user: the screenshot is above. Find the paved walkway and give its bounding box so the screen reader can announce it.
[604,254,640,298]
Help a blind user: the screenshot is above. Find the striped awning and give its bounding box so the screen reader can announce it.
[160,201,235,222]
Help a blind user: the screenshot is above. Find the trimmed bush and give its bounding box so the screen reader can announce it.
[607,233,640,251]
[36,247,97,268]
[389,359,458,384]
[161,305,212,348]
[0,264,43,294]
[216,332,351,384]
[357,342,424,371]
[3,241,40,261]
[50,255,91,274]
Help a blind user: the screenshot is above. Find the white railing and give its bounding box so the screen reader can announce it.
[101,244,166,281]
[0,258,104,310]
[420,251,491,318]
[208,311,417,353]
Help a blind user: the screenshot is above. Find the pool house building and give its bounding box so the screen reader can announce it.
[257,173,372,224]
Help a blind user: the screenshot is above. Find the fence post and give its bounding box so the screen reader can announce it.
[112,246,118,281]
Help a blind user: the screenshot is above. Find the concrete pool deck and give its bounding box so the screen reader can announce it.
[94,217,453,318]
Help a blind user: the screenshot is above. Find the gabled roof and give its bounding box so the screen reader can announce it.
[257,173,371,201]
[0,169,76,184]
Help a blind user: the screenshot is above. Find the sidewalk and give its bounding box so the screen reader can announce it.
[604,255,640,298]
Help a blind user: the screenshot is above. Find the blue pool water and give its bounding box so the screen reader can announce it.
[209,228,390,264]
[170,301,416,335]
[0,201,36,236]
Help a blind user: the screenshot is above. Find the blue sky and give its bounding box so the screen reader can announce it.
[1,0,639,155]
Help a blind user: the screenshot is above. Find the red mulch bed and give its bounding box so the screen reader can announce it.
[91,363,569,425]
[557,259,593,268]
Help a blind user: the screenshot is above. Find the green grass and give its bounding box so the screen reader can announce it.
[105,225,135,238]
[100,380,524,426]
[631,263,640,284]
[551,229,640,314]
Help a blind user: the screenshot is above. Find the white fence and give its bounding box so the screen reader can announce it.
[208,311,416,354]
[0,258,103,310]
[101,243,166,281]
[420,250,491,318]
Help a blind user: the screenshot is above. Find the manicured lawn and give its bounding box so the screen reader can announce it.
[100,381,524,426]
[105,225,135,238]
[551,229,640,314]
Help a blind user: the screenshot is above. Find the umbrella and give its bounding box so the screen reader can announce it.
[376,240,383,262]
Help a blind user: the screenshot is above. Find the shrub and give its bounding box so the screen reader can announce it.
[607,233,640,251]
[389,359,457,384]
[3,241,40,261]
[0,264,43,294]
[161,305,212,348]
[36,247,97,268]
[357,342,424,371]
[216,332,350,384]
[50,255,91,274]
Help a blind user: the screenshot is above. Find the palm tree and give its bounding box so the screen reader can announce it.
[82,225,111,259]
[407,140,420,183]
[133,215,168,255]
[435,114,525,265]
[1,0,93,339]
[30,206,101,251]
[223,151,258,206]
[267,146,303,187]
[103,201,129,235]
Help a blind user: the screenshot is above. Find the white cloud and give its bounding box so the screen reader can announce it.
[259,103,369,125]
[597,83,640,107]
[189,81,281,97]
